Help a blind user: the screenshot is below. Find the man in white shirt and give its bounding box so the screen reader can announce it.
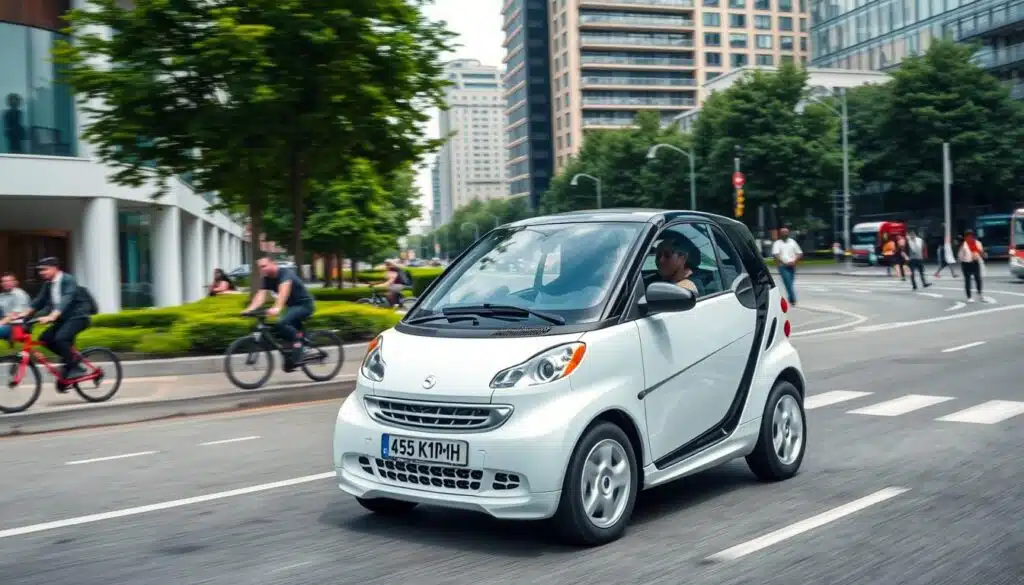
[905,230,931,290]
[0,272,31,343]
[772,227,803,305]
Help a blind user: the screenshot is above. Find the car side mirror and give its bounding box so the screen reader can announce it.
[644,281,697,314]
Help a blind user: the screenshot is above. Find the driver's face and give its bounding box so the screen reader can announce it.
[655,245,685,279]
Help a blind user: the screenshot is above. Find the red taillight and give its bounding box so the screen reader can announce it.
[780,297,789,313]
[783,320,791,337]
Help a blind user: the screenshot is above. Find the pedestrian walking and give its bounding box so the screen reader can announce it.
[958,230,986,303]
[832,241,844,263]
[933,236,958,278]
[904,230,931,290]
[772,227,803,305]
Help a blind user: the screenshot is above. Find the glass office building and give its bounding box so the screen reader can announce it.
[945,0,1024,99]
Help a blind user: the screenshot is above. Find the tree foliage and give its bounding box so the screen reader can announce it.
[845,38,1024,213]
[540,111,695,213]
[55,0,454,264]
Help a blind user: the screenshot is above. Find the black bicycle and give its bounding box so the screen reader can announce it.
[224,308,345,390]
[356,288,418,310]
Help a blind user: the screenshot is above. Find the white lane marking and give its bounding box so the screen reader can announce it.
[982,296,998,304]
[805,286,830,293]
[941,341,986,353]
[851,289,871,294]
[849,394,955,417]
[937,400,1024,425]
[790,304,869,337]
[796,281,1024,299]
[200,435,261,446]
[804,391,873,410]
[946,301,965,312]
[0,472,335,540]
[854,303,1024,333]
[917,292,943,298]
[64,451,159,466]
[705,487,911,562]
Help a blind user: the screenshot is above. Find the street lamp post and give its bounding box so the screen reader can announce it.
[646,143,697,210]
[570,173,602,209]
[800,87,852,271]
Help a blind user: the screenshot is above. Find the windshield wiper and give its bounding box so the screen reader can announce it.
[441,303,566,325]
[404,314,482,325]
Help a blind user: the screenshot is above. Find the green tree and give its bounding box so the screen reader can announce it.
[541,111,695,213]
[846,39,1024,214]
[425,197,533,258]
[55,0,453,268]
[692,63,845,230]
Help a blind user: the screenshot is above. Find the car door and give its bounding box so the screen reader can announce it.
[637,221,758,467]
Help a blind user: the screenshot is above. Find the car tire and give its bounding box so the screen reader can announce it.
[552,421,638,547]
[746,380,806,482]
[355,497,419,515]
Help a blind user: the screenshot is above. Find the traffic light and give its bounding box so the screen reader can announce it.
[734,188,745,217]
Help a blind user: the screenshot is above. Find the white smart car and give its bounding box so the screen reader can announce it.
[333,209,807,546]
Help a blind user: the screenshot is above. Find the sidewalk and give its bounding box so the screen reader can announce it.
[0,359,360,436]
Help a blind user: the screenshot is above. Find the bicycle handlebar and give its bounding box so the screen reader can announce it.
[240,308,269,318]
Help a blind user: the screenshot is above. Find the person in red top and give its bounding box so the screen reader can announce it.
[957,230,986,302]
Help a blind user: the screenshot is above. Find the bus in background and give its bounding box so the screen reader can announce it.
[974,213,1012,259]
[850,221,906,265]
[1011,208,1024,280]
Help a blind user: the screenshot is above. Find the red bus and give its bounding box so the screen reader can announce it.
[1011,208,1024,280]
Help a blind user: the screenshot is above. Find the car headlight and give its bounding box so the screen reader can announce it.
[490,342,586,389]
[360,335,385,382]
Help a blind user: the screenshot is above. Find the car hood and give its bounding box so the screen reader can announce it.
[371,328,584,404]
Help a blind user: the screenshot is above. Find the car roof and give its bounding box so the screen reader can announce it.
[505,208,745,230]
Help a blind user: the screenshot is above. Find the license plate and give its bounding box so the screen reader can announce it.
[381,433,469,467]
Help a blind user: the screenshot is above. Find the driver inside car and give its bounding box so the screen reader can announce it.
[654,233,702,295]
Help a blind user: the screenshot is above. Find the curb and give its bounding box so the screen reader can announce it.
[0,377,356,437]
[32,341,369,380]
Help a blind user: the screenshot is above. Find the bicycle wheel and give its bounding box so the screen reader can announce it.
[301,329,345,382]
[73,347,123,403]
[0,356,42,414]
[356,298,372,305]
[224,335,274,390]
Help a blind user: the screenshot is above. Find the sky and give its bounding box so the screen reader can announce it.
[411,0,505,231]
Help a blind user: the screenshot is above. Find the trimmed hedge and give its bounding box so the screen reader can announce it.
[0,295,400,358]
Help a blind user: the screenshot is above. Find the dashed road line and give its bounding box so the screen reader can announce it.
[941,341,986,353]
[200,435,261,446]
[65,451,159,466]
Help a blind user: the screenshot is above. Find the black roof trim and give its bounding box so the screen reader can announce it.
[504,208,739,229]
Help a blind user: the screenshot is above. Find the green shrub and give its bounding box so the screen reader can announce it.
[312,286,412,302]
[171,317,253,354]
[134,332,192,354]
[92,307,186,329]
[77,327,155,351]
[308,304,402,341]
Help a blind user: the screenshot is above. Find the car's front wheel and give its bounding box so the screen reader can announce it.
[355,497,419,515]
[553,421,638,546]
[746,380,806,481]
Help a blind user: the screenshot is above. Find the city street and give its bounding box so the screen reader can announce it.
[0,273,1021,585]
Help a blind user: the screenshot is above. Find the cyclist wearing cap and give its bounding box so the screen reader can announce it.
[15,257,92,388]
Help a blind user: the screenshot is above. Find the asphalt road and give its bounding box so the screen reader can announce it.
[0,274,1022,585]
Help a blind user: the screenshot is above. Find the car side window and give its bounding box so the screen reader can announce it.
[709,226,747,288]
[645,222,721,298]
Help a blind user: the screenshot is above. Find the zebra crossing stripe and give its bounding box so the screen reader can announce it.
[804,391,873,410]
[848,394,955,416]
[936,400,1024,424]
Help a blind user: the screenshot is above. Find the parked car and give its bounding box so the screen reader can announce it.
[333,209,807,546]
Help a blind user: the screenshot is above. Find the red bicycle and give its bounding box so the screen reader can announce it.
[1,317,123,414]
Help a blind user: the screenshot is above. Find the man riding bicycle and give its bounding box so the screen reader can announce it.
[14,257,93,390]
[371,259,412,307]
[243,254,315,372]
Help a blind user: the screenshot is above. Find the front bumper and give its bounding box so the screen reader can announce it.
[333,388,572,520]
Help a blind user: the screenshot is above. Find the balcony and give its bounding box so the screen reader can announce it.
[579,12,695,30]
[946,0,1024,41]
[580,53,695,68]
[579,0,695,12]
[581,95,697,107]
[582,75,698,89]
[580,32,695,51]
[973,42,1024,70]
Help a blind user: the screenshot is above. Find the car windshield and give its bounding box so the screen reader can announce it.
[409,222,644,327]
[1014,217,1024,244]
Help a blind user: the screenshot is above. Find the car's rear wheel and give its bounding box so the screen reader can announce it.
[746,380,806,481]
[355,497,419,515]
[552,421,638,546]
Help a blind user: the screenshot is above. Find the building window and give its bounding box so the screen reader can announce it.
[780,35,794,50]
[777,0,793,10]
[756,54,774,65]
[731,53,749,67]
[729,13,746,27]
[754,15,771,29]
[707,71,721,81]
[779,16,793,31]
[800,37,808,51]
[755,34,773,49]
[754,0,770,8]
[0,22,77,156]
[704,0,721,6]
[703,12,721,26]
[799,17,807,32]
[705,32,722,46]
[729,0,746,7]
[730,33,748,48]
[706,51,722,66]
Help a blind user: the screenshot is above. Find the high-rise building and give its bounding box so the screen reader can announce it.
[503,0,555,209]
[430,157,442,228]
[436,59,507,225]
[544,0,810,175]
[945,0,1024,100]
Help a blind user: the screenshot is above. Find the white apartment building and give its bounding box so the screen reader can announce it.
[436,59,507,225]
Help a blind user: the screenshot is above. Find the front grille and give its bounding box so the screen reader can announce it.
[357,456,523,492]
[364,396,513,432]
